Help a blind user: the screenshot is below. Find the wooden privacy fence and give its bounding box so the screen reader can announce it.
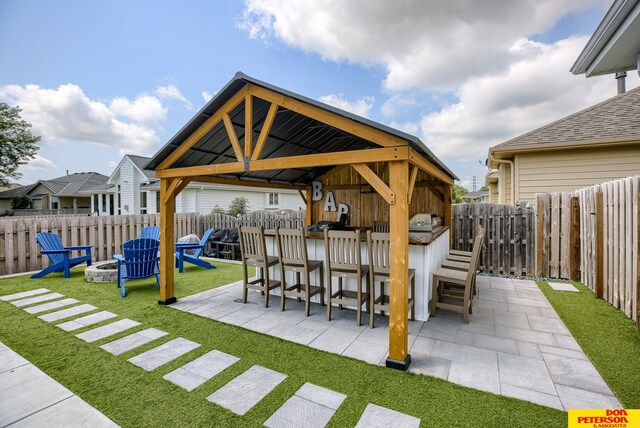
[0,210,306,276]
[452,203,535,276]
[577,177,639,324]
[204,210,306,230]
[535,193,580,280]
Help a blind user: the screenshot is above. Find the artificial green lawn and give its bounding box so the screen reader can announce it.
[0,265,567,428]
[538,280,640,409]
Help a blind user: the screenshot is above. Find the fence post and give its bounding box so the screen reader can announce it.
[536,194,544,277]
[569,196,581,280]
[595,191,604,299]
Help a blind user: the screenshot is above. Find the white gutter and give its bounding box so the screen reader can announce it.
[490,152,515,205]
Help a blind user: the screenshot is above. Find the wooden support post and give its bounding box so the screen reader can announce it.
[305,186,313,227]
[569,196,581,280]
[595,191,604,299]
[159,178,176,305]
[386,160,410,370]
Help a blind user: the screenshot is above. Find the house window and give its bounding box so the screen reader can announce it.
[50,196,59,210]
[93,195,99,213]
[267,193,279,206]
[140,191,147,214]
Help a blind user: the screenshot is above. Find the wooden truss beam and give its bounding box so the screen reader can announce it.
[408,148,454,185]
[251,103,279,161]
[157,86,248,170]
[244,94,253,158]
[352,163,395,205]
[247,84,407,149]
[223,114,244,162]
[162,177,181,206]
[156,147,409,179]
[408,166,418,204]
[185,175,306,191]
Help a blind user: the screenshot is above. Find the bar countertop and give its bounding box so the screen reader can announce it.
[263,225,449,246]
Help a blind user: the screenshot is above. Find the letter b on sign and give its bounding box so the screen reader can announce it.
[311,181,323,201]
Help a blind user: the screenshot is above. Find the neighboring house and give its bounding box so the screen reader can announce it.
[485,171,499,203]
[0,172,108,213]
[487,86,640,205]
[461,190,489,203]
[84,154,304,215]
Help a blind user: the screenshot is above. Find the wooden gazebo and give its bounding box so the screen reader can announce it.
[146,72,457,370]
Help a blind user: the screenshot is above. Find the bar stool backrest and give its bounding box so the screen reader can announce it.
[464,232,484,293]
[367,231,391,276]
[275,227,309,268]
[239,226,268,263]
[372,222,390,233]
[324,229,362,272]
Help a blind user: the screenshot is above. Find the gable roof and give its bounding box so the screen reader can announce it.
[127,155,156,179]
[0,172,109,199]
[145,72,457,184]
[572,0,640,77]
[491,86,640,155]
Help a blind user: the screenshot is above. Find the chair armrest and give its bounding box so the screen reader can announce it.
[113,254,124,262]
[65,245,93,251]
[175,243,205,249]
[41,249,70,255]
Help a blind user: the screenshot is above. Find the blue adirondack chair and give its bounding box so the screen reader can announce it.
[140,226,160,241]
[114,238,160,298]
[31,232,92,279]
[175,228,217,273]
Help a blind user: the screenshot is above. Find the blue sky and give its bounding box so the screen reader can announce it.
[0,0,636,189]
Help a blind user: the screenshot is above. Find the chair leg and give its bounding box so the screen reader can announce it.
[338,277,343,310]
[430,276,438,317]
[304,272,311,316]
[63,255,71,278]
[264,266,270,308]
[319,267,325,306]
[156,274,160,288]
[326,277,332,321]
[296,272,301,302]
[280,269,286,312]
[120,278,126,298]
[356,280,362,327]
[379,282,385,316]
[369,277,375,329]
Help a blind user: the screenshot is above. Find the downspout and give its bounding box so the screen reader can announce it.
[490,152,515,205]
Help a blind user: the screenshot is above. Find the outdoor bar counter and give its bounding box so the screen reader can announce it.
[263,226,450,321]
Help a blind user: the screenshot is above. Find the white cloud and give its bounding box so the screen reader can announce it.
[0,83,160,156]
[107,160,119,169]
[201,91,216,102]
[318,93,375,118]
[386,120,418,135]
[155,84,192,110]
[239,0,598,92]
[420,36,639,162]
[110,94,166,124]
[23,154,56,171]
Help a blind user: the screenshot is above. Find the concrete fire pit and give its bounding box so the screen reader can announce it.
[85,260,118,283]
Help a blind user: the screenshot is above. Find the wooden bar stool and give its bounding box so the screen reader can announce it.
[238,226,280,308]
[324,229,369,326]
[431,232,483,323]
[367,231,416,328]
[275,227,324,316]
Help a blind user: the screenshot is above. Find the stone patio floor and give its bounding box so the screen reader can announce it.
[172,275,623,411]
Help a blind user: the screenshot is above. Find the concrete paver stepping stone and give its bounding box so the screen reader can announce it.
[164,350,239,391]
[547,282,579,292]
[128,338,201,371]
[264,383,346,428]
[10,293,65,307]
[0,342,117,427]
[57,311,117,332]
[0,288,50,301]
[355,403,421,428]
[207,365,287,415]
[38,304,97,322]
[9,395,118,428]
[24,298,80,314]
[101,328,168,356]
[76,319,141,343]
